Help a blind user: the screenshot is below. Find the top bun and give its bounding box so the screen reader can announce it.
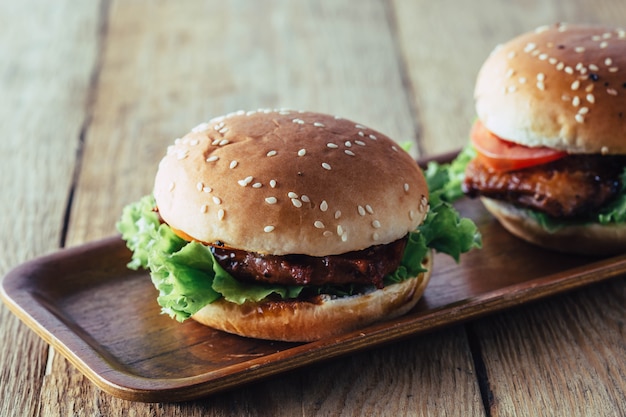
[474,23,626,154]
[153,109,428,256]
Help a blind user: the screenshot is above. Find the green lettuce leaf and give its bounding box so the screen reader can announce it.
[424,145,475,204]
[117,188,481,321]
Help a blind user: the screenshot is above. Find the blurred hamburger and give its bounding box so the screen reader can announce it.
[119,109,480,341]
[462,23,626,255]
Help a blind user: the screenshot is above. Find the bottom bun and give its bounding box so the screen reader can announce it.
[192,251,433,342]
[481,197,626,256]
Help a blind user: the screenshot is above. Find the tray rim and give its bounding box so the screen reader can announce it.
[3,148,626,402]
[3,235,626,402]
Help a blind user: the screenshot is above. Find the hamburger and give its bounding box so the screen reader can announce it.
[461,23,626,255]
[118,109,480,342]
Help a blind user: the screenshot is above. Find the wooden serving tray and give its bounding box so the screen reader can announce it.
[3,152,626,402]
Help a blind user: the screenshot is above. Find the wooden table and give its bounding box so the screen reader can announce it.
[2,1,625,415]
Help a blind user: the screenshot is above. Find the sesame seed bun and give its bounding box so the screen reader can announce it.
[153,110,428,256]
[191,251,432,342]
[474,23,626,154]
[481,197,626,255]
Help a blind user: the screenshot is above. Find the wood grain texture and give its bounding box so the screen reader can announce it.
[0,1,101,416]
[471,277,626,416]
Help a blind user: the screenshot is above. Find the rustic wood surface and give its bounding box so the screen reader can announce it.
[1,0,625,416]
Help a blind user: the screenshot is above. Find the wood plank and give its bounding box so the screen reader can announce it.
[42,0,483,414]
[471,277,626,416]
[0,1,101,416]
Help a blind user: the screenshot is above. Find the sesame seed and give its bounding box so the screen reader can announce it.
[519,77,527,84]
[575,46,585,53]
[368,134,377,140]
[341,233,348,242]
[589,64,599,71]
[571,80,580,90]
[218,139,229,146]
[327,143,339,149]
[314,122,325,127]
[196,182,204,191]
[556,62,565,71]
[609,67,619,73]
[265,197,277,204]
[229,160,238,169]
[203,186,212,193]
[524,42,537,52]
[168,182,175,191]
[578,107,589,115]
[189,139,199,146]
[337,225,344,236]
[288,192,298,199]
[601,146,610,154]
[404,183,410,192]
[537,73,545,81]
[607,88,618,96]
[505,68,515,78]
[507,85,517,93]
[237,176,253,186]
[344,150,355,156]
[564,66,574,74]
[335,210,341,219]
[507,51,516,59]
[314,221,325,229]
[392,146,399,152]
[345,141,352,147]
[575,114,585,123]
[355,124,366,129]
[537,82,545,91]
[372,220,381,229]
[600,41,608,49]
[355,140,366,146]
[576,62,584,71]
[603,32,612,39]
[252,182,262,188]
[538,53,548,60]
[549,58,557,65]
[592,35,602,41]
[292,118,305,124]
[586,94,595,103]
[322,162,332,170]
[572,96,581,106]
[323,231,333,238]
[291,198,302,208]
[206,155,219,162]
[320,200,328,212]
[372,232,379,241]
[586,84,595,92]
[212,196,221,205]
[217,209,225,221]
[409,210,415,220]
[264,225,275,233]
[358,205,366,216]
[365,204,374,214]
[267,150,277,157]
[269,180,277,188]
[218,127,229,134]
[211,139,221,146]
[298,149,306,156]
[176,150,189,160]
[301,195,310,203]
[605,58,613,66]
[201,204,208,213]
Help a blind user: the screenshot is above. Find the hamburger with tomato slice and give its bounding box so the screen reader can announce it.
[118,109,480,342]
[462,23,626,255]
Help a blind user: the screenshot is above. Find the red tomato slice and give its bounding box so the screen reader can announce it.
[470,120,567,171]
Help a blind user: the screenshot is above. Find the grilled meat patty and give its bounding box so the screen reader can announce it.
[463,155,626,218]
[211,236,408,289]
